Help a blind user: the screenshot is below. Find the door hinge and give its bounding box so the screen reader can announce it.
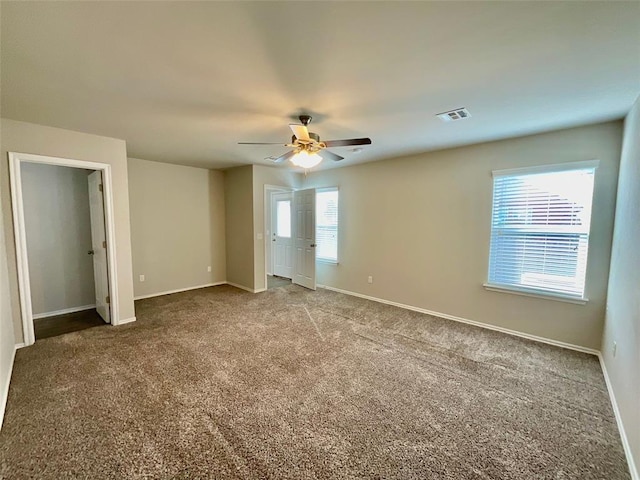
[99,184,103,192]
[106,295,110,304]
[102,240,107,248]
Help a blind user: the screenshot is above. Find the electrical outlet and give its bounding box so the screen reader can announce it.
[207,266,212,272]
[613,341,617,358]
[139,275,145,282]
[367,275,373,284]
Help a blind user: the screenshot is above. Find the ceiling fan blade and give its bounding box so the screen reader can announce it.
[238,142,287,145]
[272,150,296,163]
[319,149,344,162]
[323,138,372,148]
[289,124,310,142]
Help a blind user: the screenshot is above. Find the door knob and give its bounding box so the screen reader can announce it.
[88,250,95,255]
[310,244,317,248]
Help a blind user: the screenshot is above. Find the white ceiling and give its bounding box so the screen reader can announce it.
[1,1,639,170]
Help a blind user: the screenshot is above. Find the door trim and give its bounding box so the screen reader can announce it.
[264,184,293,290]
[8,152,121,346]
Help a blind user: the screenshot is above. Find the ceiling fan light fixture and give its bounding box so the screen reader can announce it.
[290,150,322,169]
[239,114,371,167]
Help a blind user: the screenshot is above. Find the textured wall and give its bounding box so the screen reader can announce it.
[128,158,226,298]
[602,96,640,479]
[224,166,254,290]
[0,164,16,427]
[21,163,96,315]
[304,121,622,350]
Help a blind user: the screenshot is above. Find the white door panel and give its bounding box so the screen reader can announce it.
[272,192,293,279]
[293,188,316,290]
[88,171,110,324]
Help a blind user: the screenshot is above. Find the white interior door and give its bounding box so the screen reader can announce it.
[272,192,293,279]
[88,171,110,323]
[293,188,316,290]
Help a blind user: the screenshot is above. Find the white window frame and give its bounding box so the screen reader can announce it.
[316,187,339,264]
[483,160,599,304]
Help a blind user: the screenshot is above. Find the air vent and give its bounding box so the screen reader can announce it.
[437,107,471,122]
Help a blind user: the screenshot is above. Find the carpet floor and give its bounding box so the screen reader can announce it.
[0,285,629,479]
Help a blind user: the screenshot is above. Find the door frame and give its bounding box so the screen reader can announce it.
[270,191,294,279]
[8,152,120,346]
[264,184,294,289]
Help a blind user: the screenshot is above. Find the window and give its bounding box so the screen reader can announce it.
[316,188,339,263]
[276,200,291,238]
[486,161,598,301]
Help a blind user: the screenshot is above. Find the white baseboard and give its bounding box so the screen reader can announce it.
[0,344,18,431]
[136,281,266,299]
[226,282,265,294]
[32,304,95,320]
[115,316,137,326]
[134,282,226,300]
[599,354,639,480]
[320,285,599,356]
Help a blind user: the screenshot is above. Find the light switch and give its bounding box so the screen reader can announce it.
[257,233,263,240]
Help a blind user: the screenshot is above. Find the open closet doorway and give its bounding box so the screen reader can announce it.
[9,153,119,346]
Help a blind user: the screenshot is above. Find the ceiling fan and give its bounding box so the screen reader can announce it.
[238,115,372,169]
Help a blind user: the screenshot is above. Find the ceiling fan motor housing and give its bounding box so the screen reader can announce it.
[292,132,320,144]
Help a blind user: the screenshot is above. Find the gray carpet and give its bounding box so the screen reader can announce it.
[0,284,630,479]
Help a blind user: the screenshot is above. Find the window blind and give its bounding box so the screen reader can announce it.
[487,164,596,299]
[316,189,338,262]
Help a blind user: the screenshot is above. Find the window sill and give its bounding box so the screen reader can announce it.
[483,283,588,305]
[317,258,339,265]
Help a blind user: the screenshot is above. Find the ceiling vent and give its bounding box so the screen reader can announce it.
[437,107,471,122]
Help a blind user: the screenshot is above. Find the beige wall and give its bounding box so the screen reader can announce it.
[0,161,16,426]
[22,163,96,315]
[602,97,640,477]
[303,121,622,350]
[128,158,226,298]
[0,118,136,343]
[252,165,301,291]
[224,165,254,290]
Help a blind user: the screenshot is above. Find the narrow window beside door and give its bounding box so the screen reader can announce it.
[316,188,339,263]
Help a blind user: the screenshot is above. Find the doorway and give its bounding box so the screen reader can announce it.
[9,152,119,346]
[264,186,317,291]
[265,186,293,290]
